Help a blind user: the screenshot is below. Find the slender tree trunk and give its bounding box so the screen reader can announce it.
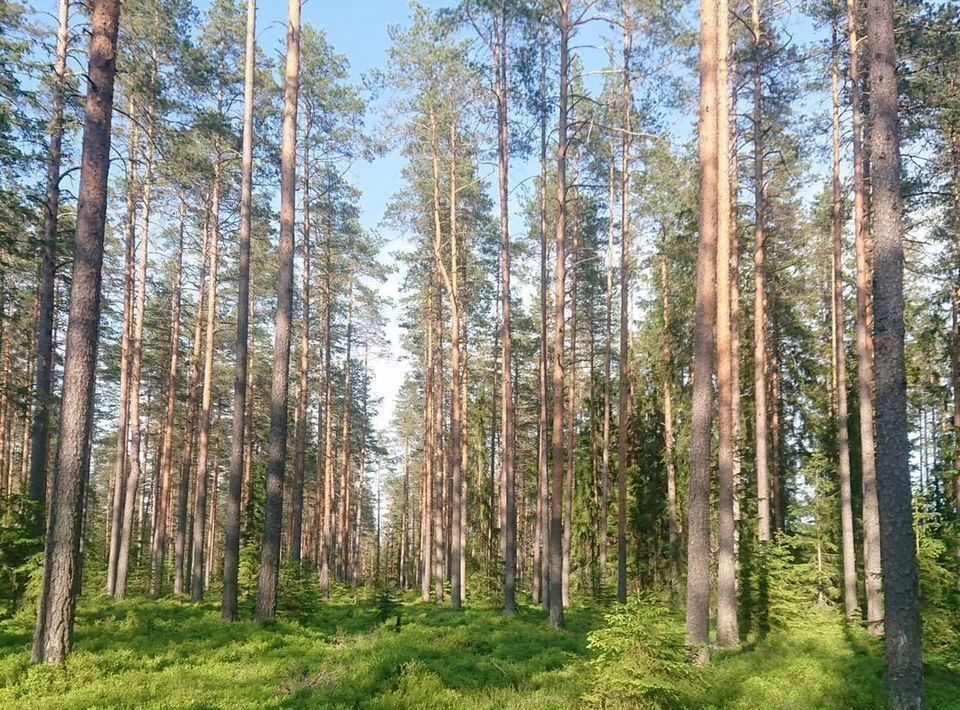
[191,147,221,603]
[338,281,354,582]
[421,304,434,600]
[729,59,742,574]
[495,7,516,618]
[291,127,312,565]
[150,205,185,597]
[601,162,614,581]
[563,198,578,608]
[687,0,719,648]
[660,255,680,597]
[107,108,138,597]
[616,15,633,608]
[847,0,883,631]
[116,114,155,599]
[319,217,335,595]
[175,224,208,597]
[752,0,771,548]
[866,0,924,702]
[29,0,70,514]
[536,35,550,610]
[832,31,859,619]
[32,0,120,663]
[256,0,300,621]
[447,121,463,611]
[222,0,256,621]
[549,0,570,631]
[716,0,738,646]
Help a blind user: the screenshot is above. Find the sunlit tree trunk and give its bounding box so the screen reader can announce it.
[107,106,138,597]
[716,0,738,646]
[847,0,882,631]
[222,0,256,621]
[151,204,185,597]
[832,29,858,619]
[256,0,300,621]
[116,112,155,599]
[191,145,221,603]
[29,0,71,514]
[549,0,570,631]
[687,0,718,648]
[867,0,924,702]
[31,0,120,663]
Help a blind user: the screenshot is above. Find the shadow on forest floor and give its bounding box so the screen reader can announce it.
[0,595,958,708]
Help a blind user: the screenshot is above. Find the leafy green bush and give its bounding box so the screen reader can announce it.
[0,495,43,618]
[583,594,702,708]
[278,560,323,617]
[373,584,402,629]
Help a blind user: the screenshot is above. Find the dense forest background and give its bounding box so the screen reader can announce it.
[0,0,958,707]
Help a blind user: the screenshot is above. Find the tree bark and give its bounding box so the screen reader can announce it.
[222,0,256,621]
[150,205,184,598]
[257,0,300,621]
[291,123,312,565]
[107,106,138,597]
[617,13,633,607]
[716,0,738,645]
[847,0,883,631]
[535,34,550,610]
[495,6,516,618]
[191,147,221,602]
[32,0,120,663]
[660,255,679,597]
[174,222,209,597]
[29,0,71,514]
[752,0,771,548]
[549,0,570,631]
[116,112,155,599]
[866,0,924,702]
[832,30,859,619]
[687,0,719,648]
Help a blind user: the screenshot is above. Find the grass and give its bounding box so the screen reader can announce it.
[0,594,958,709]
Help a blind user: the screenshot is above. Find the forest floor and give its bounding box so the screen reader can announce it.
[0,592,959,709]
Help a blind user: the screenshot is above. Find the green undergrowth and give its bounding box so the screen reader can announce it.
[0,595,958,709]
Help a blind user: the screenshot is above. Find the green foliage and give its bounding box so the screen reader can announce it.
[0,495,43,618]
[763,533,823,629]
[373,584,402,628]
[583,594,702,709]
[277,561,323,618]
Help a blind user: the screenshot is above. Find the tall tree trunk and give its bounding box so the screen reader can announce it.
[116,114,155,599]
[191,147,221,603]
[174,223,209,597]
[601,161,614,581]
[616,13,633,608]
[256,0,300,621]
[496,6,517,618]
[847,0,883,631]
[291,128,312,565]
[660,255,680,597]
[107,107,138,597]
[447,121,463,611]
[716,0,738,646]
[687,0,718,648]
[867,0,924,702]
[832,30,859,619]
[752,0,771,548]
[549,0,570,631]
[31,0,120,663]
[420,302,434,600]
[338,280,354,582]
[150,204,185,597]
[319,215,335,595]
[535,34,550,610]
[29,0,71,514]
[563,195,578,608]
[222,0,256,622]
